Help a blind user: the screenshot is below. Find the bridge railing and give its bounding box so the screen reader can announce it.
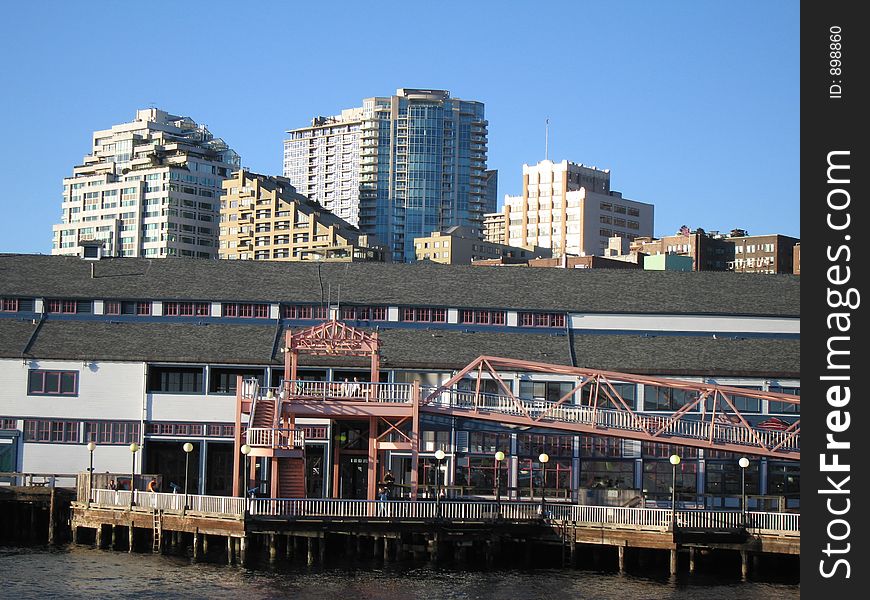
[422,387,799,453]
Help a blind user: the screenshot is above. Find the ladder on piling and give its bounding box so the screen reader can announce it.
[152,510,162,553]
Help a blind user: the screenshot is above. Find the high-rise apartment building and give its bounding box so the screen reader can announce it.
[483,212,507,245]
[52,109,239,258]
[282,111,364,227]
[502,160,654,257]
[219,170,386,262]
[284,89,488,262]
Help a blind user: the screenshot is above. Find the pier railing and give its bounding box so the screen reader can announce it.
[82,490,799,535]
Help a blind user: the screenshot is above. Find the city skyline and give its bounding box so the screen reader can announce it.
[0,1,799,254]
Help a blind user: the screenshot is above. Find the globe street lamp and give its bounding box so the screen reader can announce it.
[183,442,194,511]
[86,441,96,508]
[538,453,550,518]
[129,442,139,508]
[669,454,681,531]
[434,449,446,519]
[738,456,750,527]
[240,444,252,498]
[494,450,505,518]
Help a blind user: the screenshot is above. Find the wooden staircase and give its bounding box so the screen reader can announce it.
[250,397,276,429]
[277,457,306,498]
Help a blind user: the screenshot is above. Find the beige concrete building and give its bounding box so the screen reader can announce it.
[483,212,507,244]
[414,226,550,265]
[219,171,386,262]
[52,108,240,258]
[502,160,654,257]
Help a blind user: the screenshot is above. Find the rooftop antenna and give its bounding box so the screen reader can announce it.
[545,117,549,161]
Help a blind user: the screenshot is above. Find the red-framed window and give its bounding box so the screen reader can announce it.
[136,302,152,316]
[520,312,566,328]
[223,303,269,318]
[24,420,80,443]
[371,307,387,321]
[283,305,328,319]
[460,309,507,325]
[27,370,78,396]
[84,421,140,445]
[402,307,447,322]
[516,457,572,499]
[104,301,121,315]
[164,302,210,317]
[1,418,18,430]
[46,299,79,314]
[1,298,18,312]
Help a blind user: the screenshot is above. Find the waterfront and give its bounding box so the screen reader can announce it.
[0,544,798,600]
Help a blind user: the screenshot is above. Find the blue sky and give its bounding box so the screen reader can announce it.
[0,0,799,254]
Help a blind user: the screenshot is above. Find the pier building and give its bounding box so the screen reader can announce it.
[0,253,799,510]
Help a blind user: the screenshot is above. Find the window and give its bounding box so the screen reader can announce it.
[644,385,698,411]
[519,312,565,328]
[84,421,140,445]
[460,309,506,325]
[768,385,800,414]
[104,301,121,315]
[400,307,446,322]
[519,380,575,404]
[1,298,19,312]
[147,366,204,393]
[208,367,265,394]
[223,303,269,318]
[283,304,328,319]
[24,420,80,443]
[164,302,210,317]
[28,370,78,396]
[578,381,637,410]
[46,299,83,314]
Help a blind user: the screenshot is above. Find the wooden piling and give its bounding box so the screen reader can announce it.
[669,549,678,575]
[618,546,626,573]
[689,547,696,573]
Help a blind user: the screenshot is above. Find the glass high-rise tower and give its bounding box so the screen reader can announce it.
[284,89,488,262]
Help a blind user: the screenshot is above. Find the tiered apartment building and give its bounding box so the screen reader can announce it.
[52,109,239,259]
[219,171,386,262]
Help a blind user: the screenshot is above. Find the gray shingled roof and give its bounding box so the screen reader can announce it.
[0,254,799,316]
[0,319,798,378]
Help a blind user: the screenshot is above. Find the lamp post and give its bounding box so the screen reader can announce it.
[434,449,445,519]
[241,444,251,498]
[669,454,681,531]
[183,442,194,511]
[129,442,139,508]
[86,441,96,508]
[739,456,750,527]
[494,450,505,518]
[538,453,549,517]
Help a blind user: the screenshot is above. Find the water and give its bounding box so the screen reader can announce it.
[0,545,799,600]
